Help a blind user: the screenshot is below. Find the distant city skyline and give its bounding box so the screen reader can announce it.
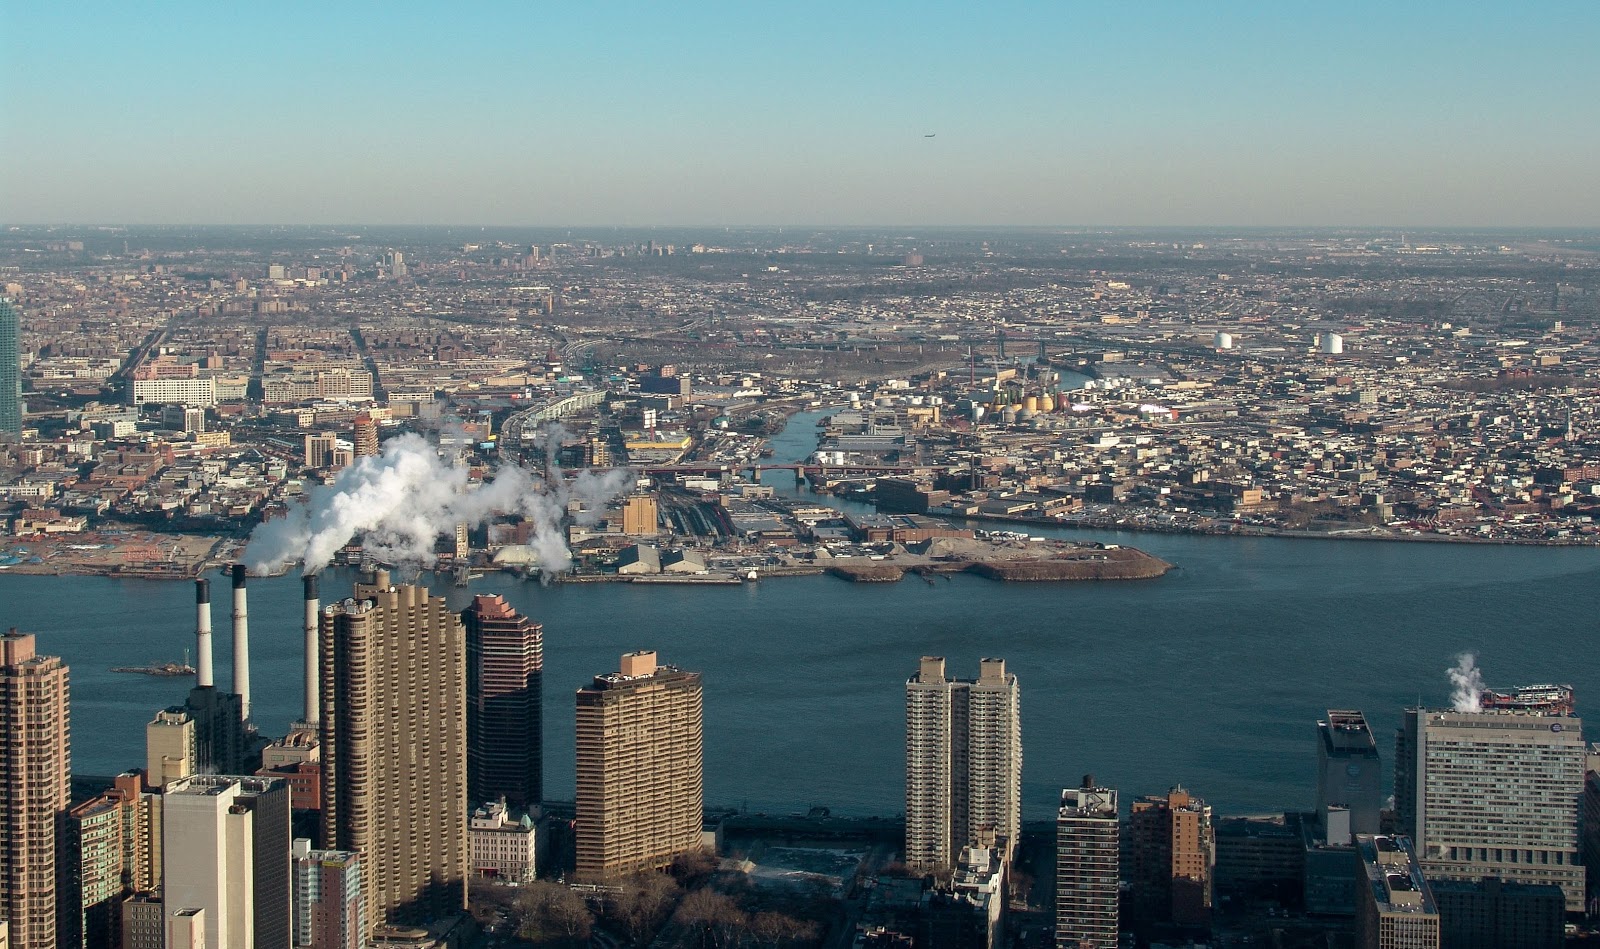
[4,2,1598,227]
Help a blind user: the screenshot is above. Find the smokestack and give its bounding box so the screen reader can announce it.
[302,574,319,725]
[194,578,214,688]
[231,563,250,722]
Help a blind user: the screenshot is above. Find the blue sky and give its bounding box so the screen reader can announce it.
[3,2,1597,226]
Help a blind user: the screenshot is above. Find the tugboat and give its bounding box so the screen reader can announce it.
[112,650,196,677]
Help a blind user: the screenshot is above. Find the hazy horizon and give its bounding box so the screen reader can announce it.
[5,2,1598,227]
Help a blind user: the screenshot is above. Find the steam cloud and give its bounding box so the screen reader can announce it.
[1448,652,1485,713]
[244,428,631,578]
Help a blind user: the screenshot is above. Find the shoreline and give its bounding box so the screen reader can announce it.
[927,508,1600,548]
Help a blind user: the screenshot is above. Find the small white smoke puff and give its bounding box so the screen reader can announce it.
[1448,653,1485,713]
[244,431,631,579]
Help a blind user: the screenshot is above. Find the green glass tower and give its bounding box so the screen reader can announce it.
[0,298,21,438]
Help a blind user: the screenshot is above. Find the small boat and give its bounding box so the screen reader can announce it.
[112,658,196,677]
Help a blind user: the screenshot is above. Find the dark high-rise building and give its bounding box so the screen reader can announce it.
[1055,779,1119,949]
[0,298,21,438]
[1429,878,1563,949]
[0,630,71,949]
[1127,786,1215,929]
[1317,709,1381,841]
[463,594,543,809]
[320,571,467,933]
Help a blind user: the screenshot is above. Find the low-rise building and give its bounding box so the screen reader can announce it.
[468,798,538,882]
[1355,835,1438,949]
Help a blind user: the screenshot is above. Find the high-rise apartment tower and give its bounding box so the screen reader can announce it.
[574,651,704,880]
[905,656,1022,871]
[60,772,158,949]
[319,571,467,931]
[463,594,543,809]
[1127,785,1215,928]
[1055,779,1119,949]
[291,839,365,949]
[0,631,70,949]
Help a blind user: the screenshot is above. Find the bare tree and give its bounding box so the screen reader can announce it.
[517,880,593,944]
[670,847,720,888]
[750,911,791,948]
[610,873,681,946]
[675,889,747,949]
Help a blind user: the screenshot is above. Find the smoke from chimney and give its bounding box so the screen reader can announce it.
[242,428,630,579]
[1448,653,1485,713]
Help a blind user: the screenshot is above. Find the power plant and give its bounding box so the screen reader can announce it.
[183,568,252,775]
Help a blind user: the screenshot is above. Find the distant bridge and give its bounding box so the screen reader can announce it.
[633,462,954,480]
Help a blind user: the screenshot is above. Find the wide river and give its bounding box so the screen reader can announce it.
[2,411,1595,821]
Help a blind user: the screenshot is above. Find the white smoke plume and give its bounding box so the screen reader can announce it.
[1448,653,1485,713]
[245,429,632,579]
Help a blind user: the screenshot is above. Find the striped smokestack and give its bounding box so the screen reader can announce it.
[194,577,214,688]
[231,563,251,721]
[303,573,319,725]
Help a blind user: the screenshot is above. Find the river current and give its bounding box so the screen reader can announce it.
[2,411,1595,820]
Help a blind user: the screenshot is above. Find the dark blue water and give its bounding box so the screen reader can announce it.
[2,410,1595,821]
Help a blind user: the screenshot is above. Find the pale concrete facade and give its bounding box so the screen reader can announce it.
[905,656,1021,872]
[147,707,196,789]
[162,775,291,949]
[1397,707,1586,911]
[469,798,538,882]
